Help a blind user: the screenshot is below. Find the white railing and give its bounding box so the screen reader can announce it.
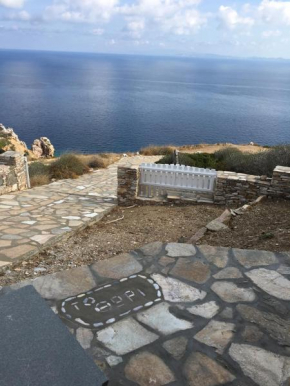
[138,163,217,198]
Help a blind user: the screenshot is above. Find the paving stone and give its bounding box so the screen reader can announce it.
[151,274,206,302]
[219,307,233,319]
[106,355,123,367]
[246,268,290,300]
[229,344,290,386]
[32,266,96,300]
[96,318,158,355]
[125,352,175,386]
[194,320,235,353]
[30,234,55,244]
[162,336,188,360]
[237,304,290,346]
[233,248,278,268]
[211,281,256,303]
[76,328,94,350]
[241,325,263,343]
[0,240,11,248]
[0,244,36,259]
[91,253,142,279]
[159,256,175,267]
[183,352,235,386]
[213,267,243,280]
[140,241,163,256]
[165,243,196,257]
[198,245,229,268]
[1,234,23,240]
[186,301,220,319]
[137,302,194,335]
[170,258,211,284]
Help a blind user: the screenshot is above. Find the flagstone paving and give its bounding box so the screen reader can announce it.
[2,243,290,385]
[0,156,160,266]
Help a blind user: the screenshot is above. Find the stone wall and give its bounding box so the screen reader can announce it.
[214,166,290,205]
[118,164,290,207]
[117,166,139,206]
[0,151,29,195]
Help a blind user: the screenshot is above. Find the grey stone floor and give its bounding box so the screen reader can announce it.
[2,243,290,385]
[0,156,160,267]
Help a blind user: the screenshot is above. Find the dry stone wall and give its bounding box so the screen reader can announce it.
[0,151,29,195]
[117,164,290,207]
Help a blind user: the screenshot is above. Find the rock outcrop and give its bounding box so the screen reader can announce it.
[32,137,55,158]
[0,123,55,159]
[0,123,29,154]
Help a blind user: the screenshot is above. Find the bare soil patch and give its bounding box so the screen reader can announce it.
[0,204,222,287]
[202,199,290,253]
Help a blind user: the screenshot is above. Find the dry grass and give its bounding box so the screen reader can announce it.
[30,174,50,187]
[76,153,121,169]
[140,145,174,155]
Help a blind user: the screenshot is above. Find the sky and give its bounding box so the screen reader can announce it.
[0,0,290,58]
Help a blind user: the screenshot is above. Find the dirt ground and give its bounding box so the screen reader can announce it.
[0,204,223,287]
[203,199,290,253]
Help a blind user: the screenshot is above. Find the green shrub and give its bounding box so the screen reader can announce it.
[49,154,89,180]
[156,146,290,177]
[29,162,50,177]
[157,152,219,169]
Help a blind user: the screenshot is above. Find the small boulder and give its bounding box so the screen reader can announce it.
[32,137,55,158]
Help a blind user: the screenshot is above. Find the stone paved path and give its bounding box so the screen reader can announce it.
[2,243,290,385]
[0,156,160,267]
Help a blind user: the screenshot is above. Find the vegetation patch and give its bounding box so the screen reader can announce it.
[157,146,290,176]
[50,154,89,180]
[140,145,174,156]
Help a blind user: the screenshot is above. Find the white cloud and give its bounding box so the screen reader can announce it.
[4,10,30,20]
[92,28,104,35]
[262,29,282,38]
[44,0,119,23]
[258,0,290,25]
[0,0,25,8]
[120,0,207,37]
[218,5,254,30]
[163,9,206,35]
[124,19,145,38]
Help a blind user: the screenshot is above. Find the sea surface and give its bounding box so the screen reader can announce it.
[1,50,290,154]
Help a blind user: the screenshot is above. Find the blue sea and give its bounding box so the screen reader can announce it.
[1,49,290,154]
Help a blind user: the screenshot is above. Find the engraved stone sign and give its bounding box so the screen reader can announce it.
[59,274,163,329]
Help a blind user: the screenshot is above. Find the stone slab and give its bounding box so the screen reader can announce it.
[211,281,256,303]
[184,352,235,386]
[92,253,142,279]
[246,268,290,300]
[233,248,278,268]
[0,286,107,386]
[229,344,290,386]
[96,318,158,355]
[170,258,211,284]
[125,352,175,386]
[165,243,196,257]
[194,320,235,353]
[151,274,206,303]
[137,302,194,335]
[198,245,229,268]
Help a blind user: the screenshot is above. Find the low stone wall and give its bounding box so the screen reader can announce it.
[117,166,139,206]
[214,166,290,205]
[0,151,29,195]
[117,164,290,207]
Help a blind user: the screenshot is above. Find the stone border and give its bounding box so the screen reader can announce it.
[188,195,267,244]
[118,164,290,206]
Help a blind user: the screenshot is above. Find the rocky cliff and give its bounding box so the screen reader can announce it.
[0,123,55,159]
